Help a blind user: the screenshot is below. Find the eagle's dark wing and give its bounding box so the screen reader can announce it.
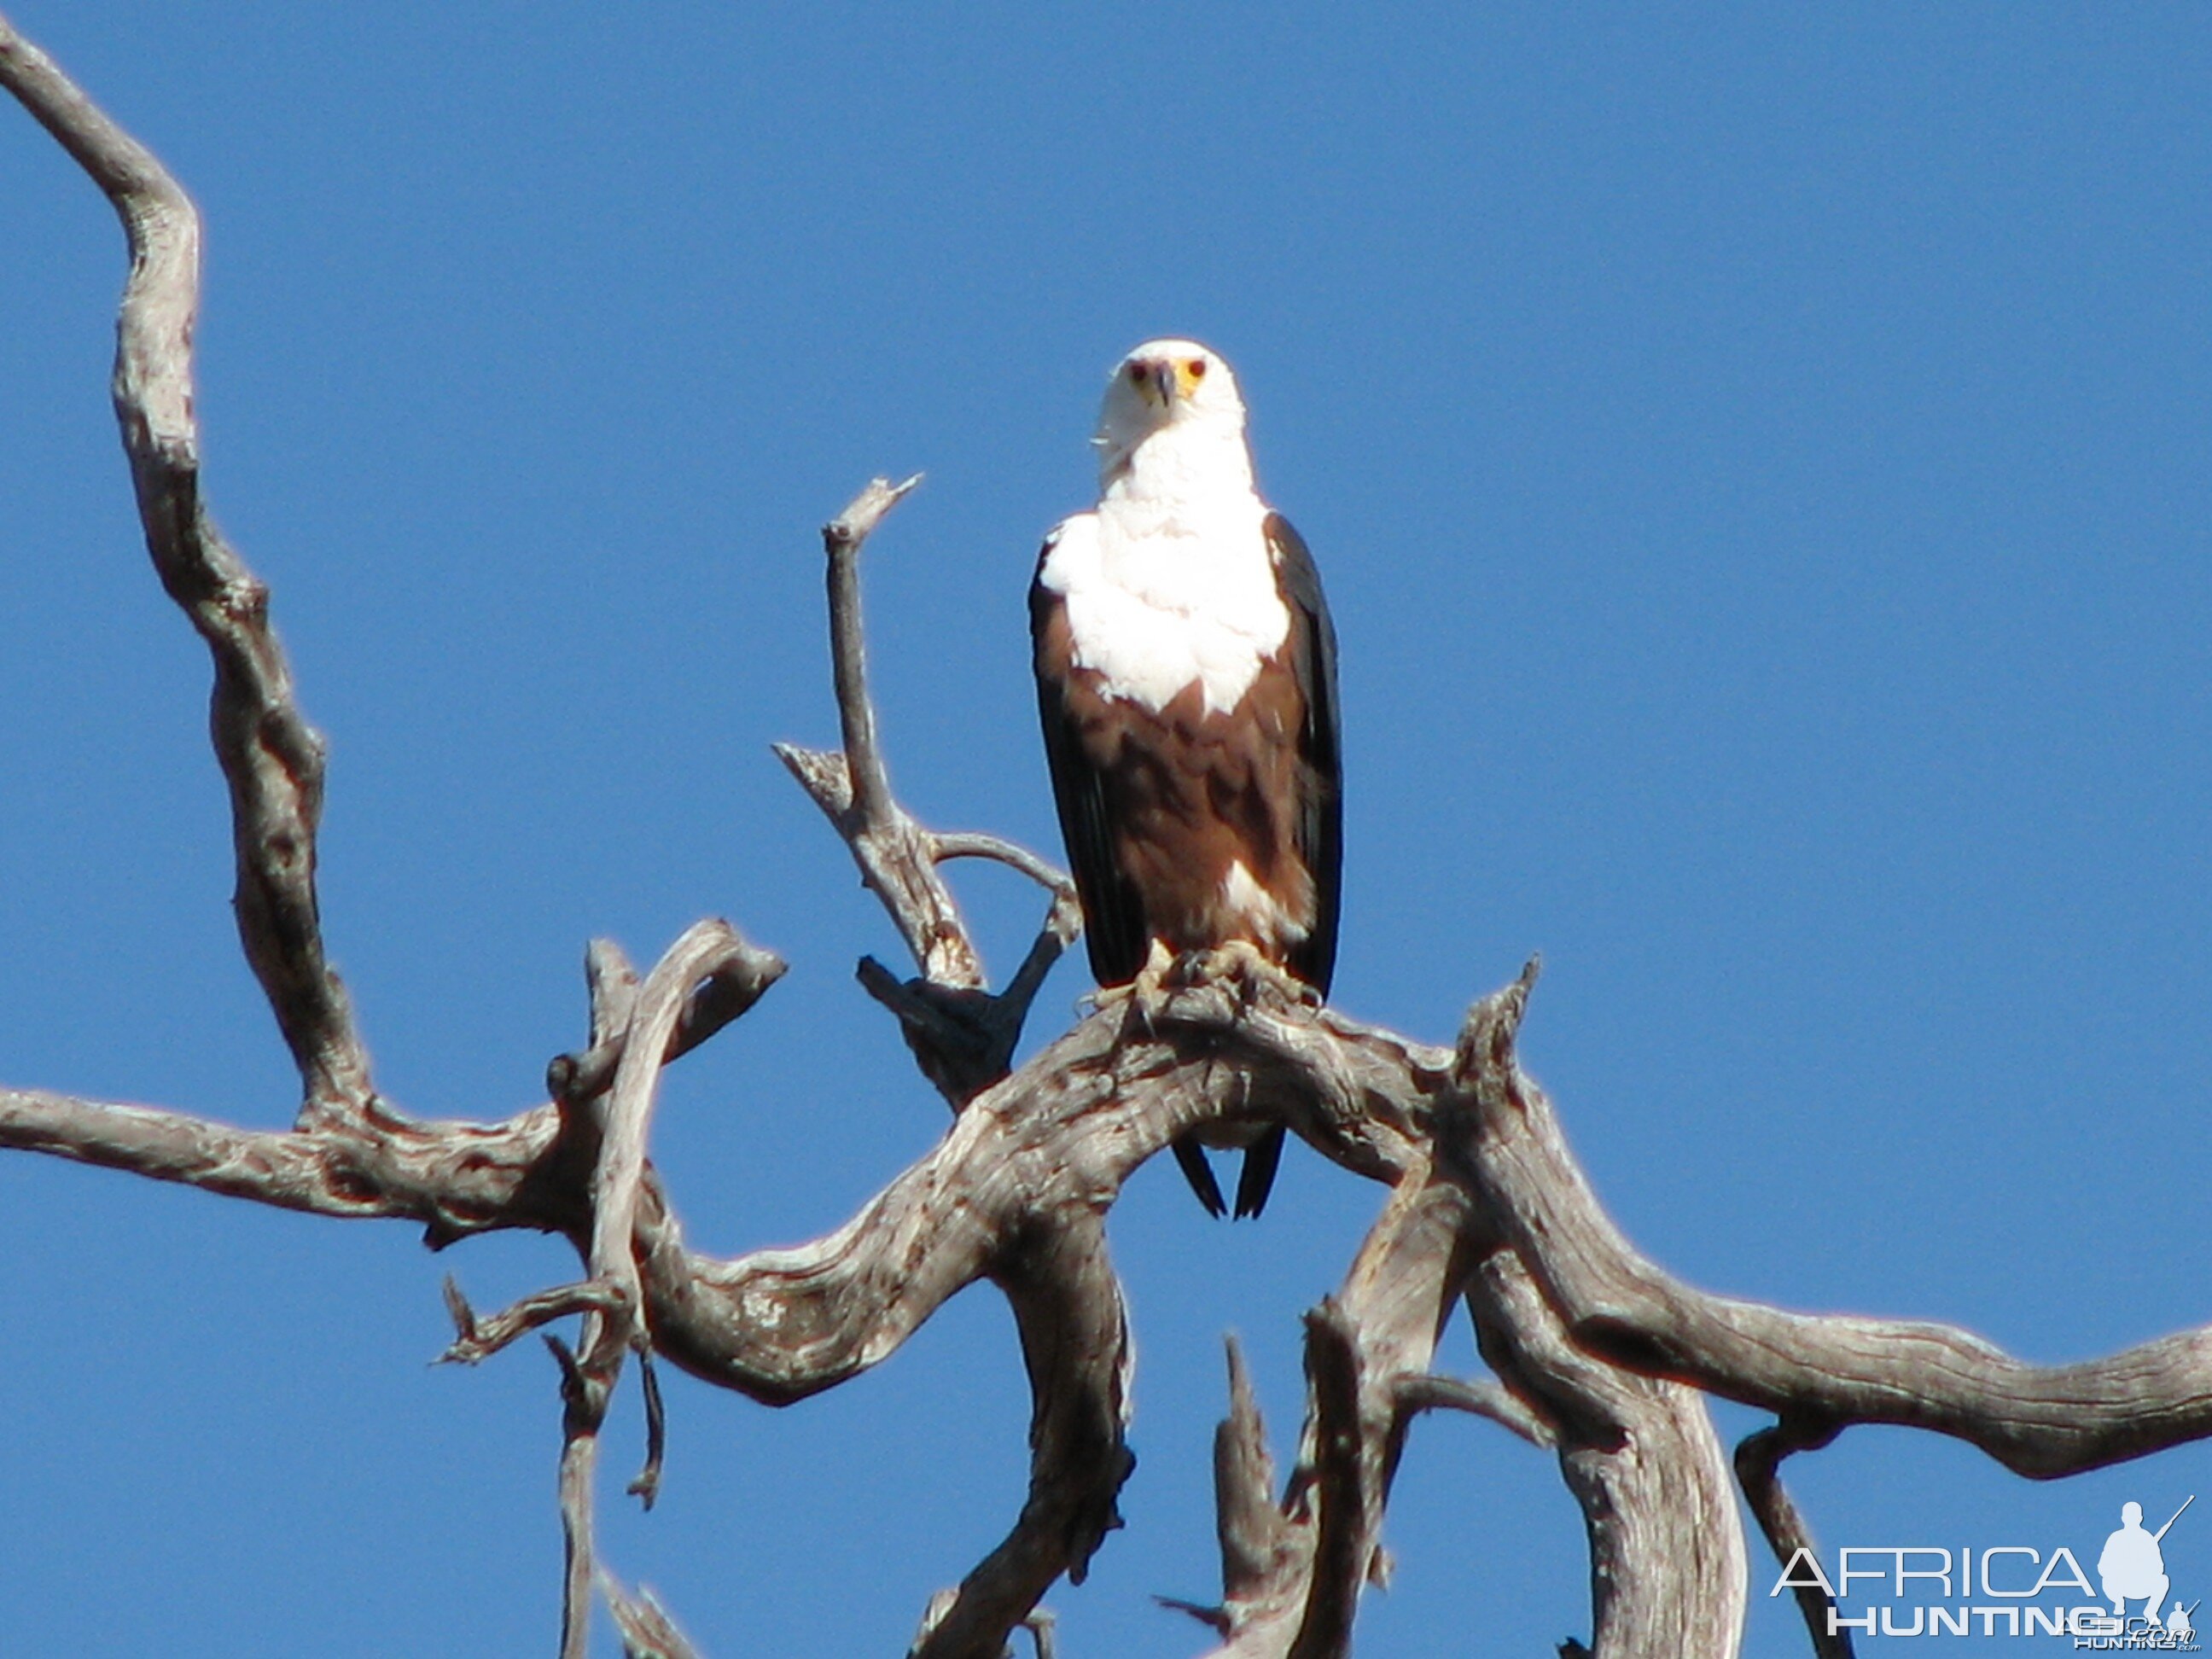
[1231,514,1341,1220]
[1030,542,1151,988]
[1265,512,1342,999]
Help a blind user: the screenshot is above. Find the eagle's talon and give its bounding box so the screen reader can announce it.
[1096,939,1177,1038]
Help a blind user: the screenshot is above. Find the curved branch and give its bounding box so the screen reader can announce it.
[1735,1417,1849,1659]
[1446,966,2212,1481]
[548,934,787,1105]
[825,474,923,828]
[592,921,755,1334]
[930,831,1077,904]
[0,17,371,1120]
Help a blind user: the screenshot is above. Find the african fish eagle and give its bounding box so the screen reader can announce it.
[1030,339,1342,1220]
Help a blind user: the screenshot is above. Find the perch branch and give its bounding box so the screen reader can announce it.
[12,965,2212,1654]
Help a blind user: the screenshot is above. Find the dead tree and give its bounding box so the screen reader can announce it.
[3,20,2209,1657]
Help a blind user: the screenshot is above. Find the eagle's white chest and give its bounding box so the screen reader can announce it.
[1039,494,1289,718]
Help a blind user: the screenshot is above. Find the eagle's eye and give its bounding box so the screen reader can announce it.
[1126,362,1147,383]
[1186,359,1208,380]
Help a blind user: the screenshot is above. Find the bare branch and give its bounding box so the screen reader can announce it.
[1215,1337,1293,1610]
[592,921,753,1340]
[549,931,785,1106]
[1452,969,1749,1659]
[538,922,764,1651]
[600,1575,702,1659]
[1394,1371,1555,1448]
[1735,1417,1850,1659]
[0,17,372,1120]
[439,1278,628,1366]
[1469,1249,1748,1659]
[15,945,2212,1656]
[0,1086,575,1240]
[630,1349,668,1510]
[776,477,1086,1109]
[1289,1300,1374,1659]
[549,1332,608,1659]
[825,473,924,827]
[776,474,991,1000]
[1446,963,2212,1482]
[931,830,1078,903]
[910,1213,1133,1659]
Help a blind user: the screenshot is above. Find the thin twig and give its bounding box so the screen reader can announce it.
[439,1278,628,1366]
[546,1332,607,1659]
[600,1575,703,1659]
[1736,1417,1849,1659]
[930,831,1077,901]
[824,473,923,827]
[630,1349,668,1510]
[1394,1371,1556,1447]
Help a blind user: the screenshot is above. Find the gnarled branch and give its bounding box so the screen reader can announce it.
[0,13,371,1121]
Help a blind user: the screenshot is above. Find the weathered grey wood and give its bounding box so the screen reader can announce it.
[601,1577,703,1659]
[1735,1419,1850,1659]
[1447,965,2212,1482]
[547,934,785,1105]
[1452,971,1748,1656]
[0,13,372,1123]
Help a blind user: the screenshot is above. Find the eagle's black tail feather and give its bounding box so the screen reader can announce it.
[1171,1136,1228,1219]
[1232,1126,1285,1220]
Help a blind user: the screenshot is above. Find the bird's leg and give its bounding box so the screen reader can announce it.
[1094,938,1178,1039]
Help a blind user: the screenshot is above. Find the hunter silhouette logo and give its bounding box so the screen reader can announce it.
[2100,1498,2191,1627]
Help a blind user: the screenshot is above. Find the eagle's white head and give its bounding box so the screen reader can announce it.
[1093,338,1256,497]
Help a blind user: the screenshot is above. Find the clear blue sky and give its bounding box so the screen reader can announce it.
[3,4,2209,1653]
